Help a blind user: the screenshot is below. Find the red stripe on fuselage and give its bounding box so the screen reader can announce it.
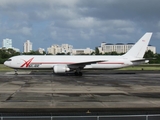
[29,62,124,64]
[31,62,75,64]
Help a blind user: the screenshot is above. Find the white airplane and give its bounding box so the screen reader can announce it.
[4,32,152,76]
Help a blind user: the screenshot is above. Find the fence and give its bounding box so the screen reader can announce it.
[1,114,160,120]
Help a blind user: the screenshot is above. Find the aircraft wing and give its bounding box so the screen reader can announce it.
[68,60,106,68]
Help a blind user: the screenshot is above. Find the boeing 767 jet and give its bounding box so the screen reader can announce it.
[4,33,152,76]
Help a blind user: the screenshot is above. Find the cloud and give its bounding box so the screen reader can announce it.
[0,0,160,52]
[21,27,32,35]
[51,31,57,38]
[4,26,32,36]
[155,32,160,39]
[0,20,32,35]
[67,17,99,28]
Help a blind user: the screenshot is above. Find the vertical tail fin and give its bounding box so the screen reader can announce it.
[123,32,152,58]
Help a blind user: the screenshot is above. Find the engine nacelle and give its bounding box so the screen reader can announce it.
[53,65,70,73]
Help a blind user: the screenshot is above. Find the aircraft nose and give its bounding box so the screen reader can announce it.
[4,61,8,66]
[4,61,10,67]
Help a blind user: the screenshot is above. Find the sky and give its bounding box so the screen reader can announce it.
[0,0,160,53]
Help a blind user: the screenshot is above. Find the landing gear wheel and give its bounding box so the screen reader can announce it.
[79,72,82,76]
[14,69,18,75]
[15,72,18,75]
[75,71,78,76]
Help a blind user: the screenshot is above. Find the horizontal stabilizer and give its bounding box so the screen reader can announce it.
[131,59,145,62]
[131,58,156,62]
[131,58,156,64]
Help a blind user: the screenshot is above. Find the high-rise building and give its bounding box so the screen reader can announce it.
[2,38,20,52]
[23,40,32,53]
[2,38,12,49]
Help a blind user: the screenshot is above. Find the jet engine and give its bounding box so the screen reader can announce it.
[53,65,70,73]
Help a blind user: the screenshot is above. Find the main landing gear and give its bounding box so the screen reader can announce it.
[74,68,83,76]
[74,71,83,76]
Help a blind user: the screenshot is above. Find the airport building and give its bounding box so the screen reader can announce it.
[98,42,156,54]
[23,40,32,53]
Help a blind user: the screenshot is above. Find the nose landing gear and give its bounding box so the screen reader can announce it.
[14,69,18,75]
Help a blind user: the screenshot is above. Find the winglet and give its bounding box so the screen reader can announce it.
[123,32,153,58]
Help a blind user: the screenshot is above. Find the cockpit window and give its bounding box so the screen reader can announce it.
[6,59,12,61]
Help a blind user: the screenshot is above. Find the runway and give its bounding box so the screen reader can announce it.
[0,70,160,114]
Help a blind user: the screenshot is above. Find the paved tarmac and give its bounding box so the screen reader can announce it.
[0,70,160,114]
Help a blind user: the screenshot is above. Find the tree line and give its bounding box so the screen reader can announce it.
[0,49,46,64]
[0,48,160,64]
